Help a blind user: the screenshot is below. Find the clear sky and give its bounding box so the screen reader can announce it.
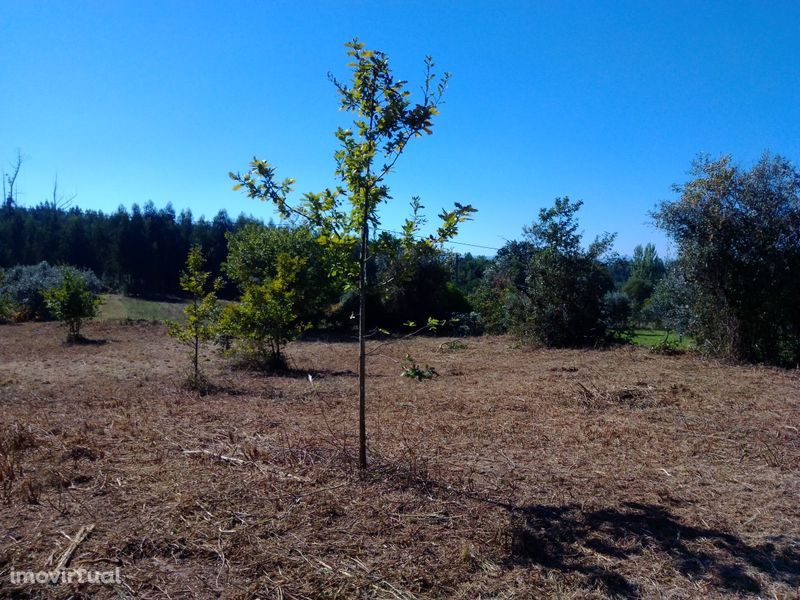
[2,1,799,257]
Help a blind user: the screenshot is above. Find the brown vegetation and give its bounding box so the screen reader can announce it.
[0,322,798,598]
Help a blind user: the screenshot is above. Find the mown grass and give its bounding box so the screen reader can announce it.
[1,324,797,599]
[98,294,189,322]
[632,328,693,349]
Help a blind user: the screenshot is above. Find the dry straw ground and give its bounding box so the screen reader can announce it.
[0,322,797,598]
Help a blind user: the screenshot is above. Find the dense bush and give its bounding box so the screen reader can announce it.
[43,268,103,341]
[654,153,800,365]
[224,223,341,327]
[0,262,103,321]
[321,232,473,331]
[218,253,310,369]
[469,241,536,334]
[603,291,633,338]
[474,198,615,347]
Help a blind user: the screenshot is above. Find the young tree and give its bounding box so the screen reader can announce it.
[231,39,475,469]
[167,246,222,390]
[43,268,102,342]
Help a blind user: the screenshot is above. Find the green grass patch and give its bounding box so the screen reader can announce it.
[99,294,189,322]
[632,329,693,349]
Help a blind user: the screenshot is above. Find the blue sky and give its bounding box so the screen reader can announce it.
[2,1,799,257]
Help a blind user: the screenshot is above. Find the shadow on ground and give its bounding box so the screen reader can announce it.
[372,459,799,598]
[506,501,799,597]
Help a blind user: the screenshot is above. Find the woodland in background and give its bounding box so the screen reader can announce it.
[2,153,799,367]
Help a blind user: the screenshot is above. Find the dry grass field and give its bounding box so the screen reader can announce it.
[0,322,798,599]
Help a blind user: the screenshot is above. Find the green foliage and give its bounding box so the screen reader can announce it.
[218,253,309,370]
[472,199,615,345]
[490,198,615,346]
[603,291,633,339]
[43,268,102,341]
[622,276,654,309]
[644,266,693,335]
[469,241,537,334]
[224,223,340,325]
[0,262,103,321]
[401,354,439,381]
[345,225,472,329]
[0,271,11,323]
[649,334,684,356]
[166,246,222,389]
[630,243,665,281]
[446,252,492,296]
[231,39,476,468]
[654,153,800,365]
[621,243,665,322]
[230,39,476,289]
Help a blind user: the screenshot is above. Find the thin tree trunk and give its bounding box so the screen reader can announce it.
[358,197,369,470]
[193,297,199,383]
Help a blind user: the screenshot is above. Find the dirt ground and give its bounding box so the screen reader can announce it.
[0,321,797,599]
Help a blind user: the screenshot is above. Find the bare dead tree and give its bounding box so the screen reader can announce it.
[50,175,76,211]
[3,150,23,207]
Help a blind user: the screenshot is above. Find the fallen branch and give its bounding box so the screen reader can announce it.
[54,524,95,572]
[182,449,311,482]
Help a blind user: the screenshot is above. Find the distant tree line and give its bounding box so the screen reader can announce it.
[0,201,251,296]
[0,200,486,326]
[2,152,798,367]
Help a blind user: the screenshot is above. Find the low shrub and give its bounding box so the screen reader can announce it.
[43,268,103,341]
[0,262,103,321]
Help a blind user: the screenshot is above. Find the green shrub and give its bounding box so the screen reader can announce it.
[507,198,615,347]
[43,268,102,341]
[0,262,103,321]
[219,253,309,370]
[401,354,439,381]
[655,154,800,365]
[603,291,633,339]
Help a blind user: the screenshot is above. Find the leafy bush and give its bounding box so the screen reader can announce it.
[43,268,103,341]
[469,241,536,334]
[224,223,340,326]
[603,291,633,338]
[0,262,102,321]
[654,153,800,365]
[219,253,309,370]
[481,198,615,347]
[363,231,472,330]
[401,354,439,381]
